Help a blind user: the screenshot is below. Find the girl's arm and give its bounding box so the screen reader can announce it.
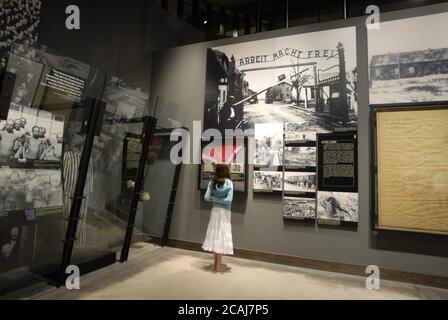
[212,182,234,205]
[204,181,213,202]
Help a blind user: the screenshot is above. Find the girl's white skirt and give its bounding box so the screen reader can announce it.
[202,206,234,255]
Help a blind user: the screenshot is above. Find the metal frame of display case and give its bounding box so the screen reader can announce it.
[57,98,105,286]
[370,101,448,236]
[120,116,158,262]
[147,127,186,247]
[114,125,184,248]
[56,108,158,283]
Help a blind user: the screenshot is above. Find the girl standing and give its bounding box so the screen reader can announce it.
[202,164,234,273]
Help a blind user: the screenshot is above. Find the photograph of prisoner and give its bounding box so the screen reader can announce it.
[368,12,448,104]
[230,163,244,174]
[0,168,63,215]
[254,123,283,167]
[284,146,316,168]
[283,196,316,219]
[0,108,64,162]
[253,171,282,192]
[204,27,358,134]
[317,191,358,222]
[284,122,330,144]
[284,172,316,193]
[0,0,41,72]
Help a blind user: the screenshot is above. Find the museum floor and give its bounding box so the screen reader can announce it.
[4,243,448,300]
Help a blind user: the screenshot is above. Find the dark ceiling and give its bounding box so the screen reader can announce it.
[171,0,447,40]
[207,0,257,8]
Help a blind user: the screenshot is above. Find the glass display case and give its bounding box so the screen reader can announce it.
[0,39,101,293]
[0,40,180,294]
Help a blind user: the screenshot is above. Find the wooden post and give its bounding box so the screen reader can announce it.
[338,42,349,123]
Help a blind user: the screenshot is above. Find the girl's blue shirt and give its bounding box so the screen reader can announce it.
[204,179,234,210]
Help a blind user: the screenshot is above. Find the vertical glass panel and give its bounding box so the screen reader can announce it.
[132,97,186,245]
[69,75,150,265]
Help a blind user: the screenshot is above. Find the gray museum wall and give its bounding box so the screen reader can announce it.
[149,2,448,278]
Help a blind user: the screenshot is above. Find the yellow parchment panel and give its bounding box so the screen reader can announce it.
[377,108,448,234]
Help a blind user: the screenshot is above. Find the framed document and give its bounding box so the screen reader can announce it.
[371,103,448,235]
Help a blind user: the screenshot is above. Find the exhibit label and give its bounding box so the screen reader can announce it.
[317,132,358,192]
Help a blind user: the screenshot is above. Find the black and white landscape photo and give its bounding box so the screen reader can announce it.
[368,12,448,104]
[317,191,358,222]
[254,123,283,167]
[284,146,316,168]
[204,27,358,134]
[253,171,282,192]
[283,196,316,219]
[284,172,316,193]
[0,168,63,215]
[284,122,331,144]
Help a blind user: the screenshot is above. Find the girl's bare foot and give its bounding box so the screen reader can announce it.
[214,264,231,273]
[221,264,231,271]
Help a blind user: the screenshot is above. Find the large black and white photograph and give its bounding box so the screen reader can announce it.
[254,123,283,167]
[0,168,63,214]
[284,146,316,168]
[253,171,282,192]
[284,172,316,194]
[368,12,448,104]
[317,191,358,222]
[283,196,316,220]
[204,27,358,134]
[0,108,64,162]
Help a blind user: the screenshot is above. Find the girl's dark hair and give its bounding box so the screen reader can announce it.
[213,164,230,189]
